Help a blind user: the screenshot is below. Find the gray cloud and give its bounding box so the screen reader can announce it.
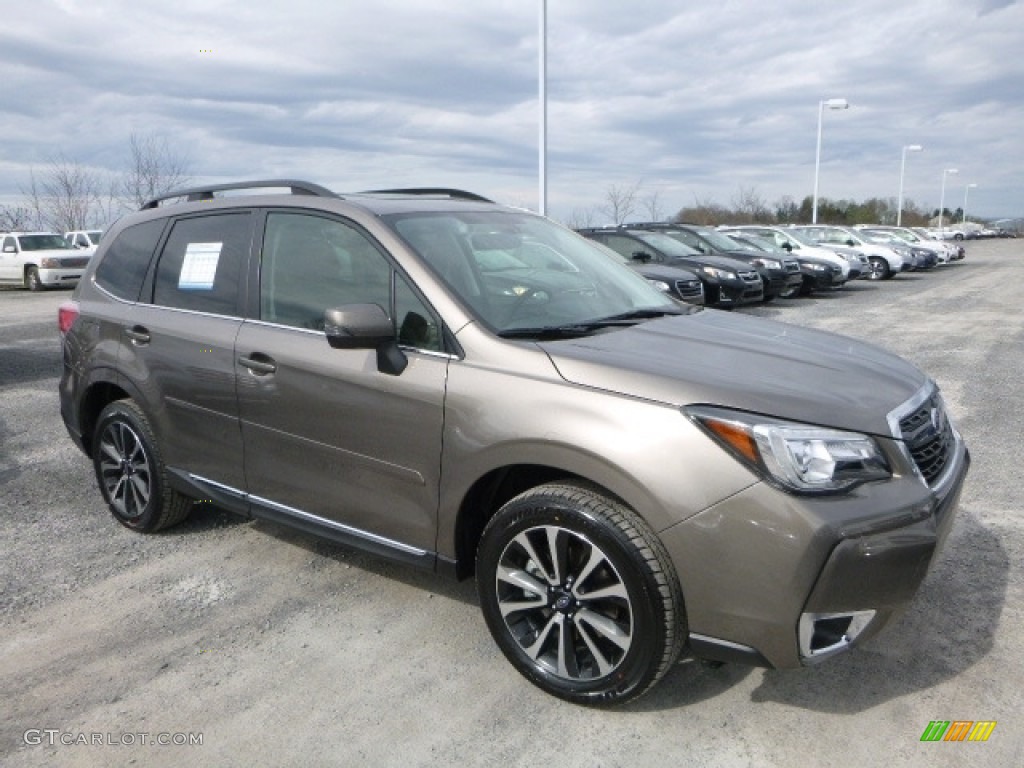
[1,0,1021,222]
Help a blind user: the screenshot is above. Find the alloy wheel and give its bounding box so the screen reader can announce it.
[494,524,633,681]
[98,421,153,521]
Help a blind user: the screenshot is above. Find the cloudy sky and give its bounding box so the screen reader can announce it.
[2,0,1021,224]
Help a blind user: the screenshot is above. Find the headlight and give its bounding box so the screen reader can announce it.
[646,279,671,292]
[687,407,891,494]
[40,257,61,268]
[807,263,827,271]
[753,258,782,270]
[699,266,736,280]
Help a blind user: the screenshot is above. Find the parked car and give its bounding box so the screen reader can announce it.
[792,225,905,280]
[628,223,804,300]
[587,239,704,305]
[857,228,946,266]
[718,225,853,282]
[730,234,846,295]
[64,230,104,252]
[908,228,966,260]
[59,180,970,706]
[577,227,764,307]
[0,231,92,290]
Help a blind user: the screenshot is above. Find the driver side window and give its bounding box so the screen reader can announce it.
[260,212,442,352]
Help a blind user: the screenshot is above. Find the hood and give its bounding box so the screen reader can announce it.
[675,254,755,272]
[540,310,926,436]
[632,263,699,281]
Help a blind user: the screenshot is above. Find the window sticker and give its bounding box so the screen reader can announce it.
[179,242,222,291]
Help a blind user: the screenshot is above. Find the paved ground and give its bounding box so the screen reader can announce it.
[2,239,1021,767]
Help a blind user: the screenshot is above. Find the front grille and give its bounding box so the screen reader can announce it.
[738,270,760,283]
[61,258,90,268]
[899,397,955,486]
[673,279,703,299]
[784,260,801,273]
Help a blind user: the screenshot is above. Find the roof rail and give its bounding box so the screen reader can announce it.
[360,187,494,203]
[141,179,338,210]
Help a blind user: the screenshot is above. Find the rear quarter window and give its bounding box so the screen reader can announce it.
[94,219,166,301]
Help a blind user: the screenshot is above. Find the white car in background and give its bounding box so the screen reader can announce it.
[719,225,853,280]
[793,225,906,280]
[0,231,92,291]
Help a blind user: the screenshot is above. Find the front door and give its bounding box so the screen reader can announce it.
[236,211,448,557]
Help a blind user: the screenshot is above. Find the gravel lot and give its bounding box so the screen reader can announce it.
[2,239,1021,767]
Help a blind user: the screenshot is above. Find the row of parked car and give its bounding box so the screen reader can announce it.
[576,223,966,309]
[0,229,103,290]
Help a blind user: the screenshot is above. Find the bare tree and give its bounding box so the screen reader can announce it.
[600,180,642,225]
[121,132,192,209]
[22,155,102,233]
[563,207,599,230]
[641,189,666,222]
[730,186,771,223]
[0,205,35,231]
[675,195,731,226]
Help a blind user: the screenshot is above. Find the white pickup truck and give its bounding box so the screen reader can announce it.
[64,230,104,252]
[0,231,92,291]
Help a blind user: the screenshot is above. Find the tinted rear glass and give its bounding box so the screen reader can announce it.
[94,219,166,301]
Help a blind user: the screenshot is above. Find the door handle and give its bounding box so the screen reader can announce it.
[125,326,150,344]
[238,354,277,375]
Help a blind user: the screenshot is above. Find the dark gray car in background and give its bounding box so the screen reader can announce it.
[58,180,970,705]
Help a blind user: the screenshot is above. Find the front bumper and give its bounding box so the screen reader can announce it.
[660,427,969,669]
[39,268,84,287]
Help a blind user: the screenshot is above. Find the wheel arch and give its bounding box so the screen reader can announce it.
[450,463,649,581]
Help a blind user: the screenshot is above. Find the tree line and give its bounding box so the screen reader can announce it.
[0,133,191,233]
[562,182,964,229]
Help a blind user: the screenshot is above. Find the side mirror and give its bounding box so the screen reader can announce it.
[324,303,407,376]
[846,239,856,247]
[631,250,653,263]
[781,242,793,252]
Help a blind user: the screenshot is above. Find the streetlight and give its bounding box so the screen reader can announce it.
[812,97,849,224]
[938,168,958,234]
[538,0,547,216]
[962,183,978,226]
[897,144,923,226]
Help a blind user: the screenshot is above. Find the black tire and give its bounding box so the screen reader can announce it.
[93,400,192,532]
[476,482,685,705]
[867,257,890,281]
[25,266,44,292]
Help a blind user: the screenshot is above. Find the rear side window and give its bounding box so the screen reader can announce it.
[152,213,251,315]
[94,220,166,301]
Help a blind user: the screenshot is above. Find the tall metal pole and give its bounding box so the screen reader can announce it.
[538,0,547,216]
[811,98,848,224]
[897,144,922,227]
[962,183,977,226]
[938,168,958,234]
[812,101,824,224]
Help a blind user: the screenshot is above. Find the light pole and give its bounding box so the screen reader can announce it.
[962,183,977,226]
[938,168,958,234]
[897,144,923,226]
[538,0,547,216]
[812,97,849,224]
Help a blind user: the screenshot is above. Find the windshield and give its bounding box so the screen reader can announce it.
[633,231,701,257]
[19,234,73,251]
[387,211,678,335]
[785,229,822,247]
[692,228,748,252]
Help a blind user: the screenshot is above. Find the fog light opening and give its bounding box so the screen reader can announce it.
[799,610,876,663]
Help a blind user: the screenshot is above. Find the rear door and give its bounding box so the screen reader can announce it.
[118,211,253,492]
[235,210,448,559]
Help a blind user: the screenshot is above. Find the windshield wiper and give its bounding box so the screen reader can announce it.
[497,308,686,339]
